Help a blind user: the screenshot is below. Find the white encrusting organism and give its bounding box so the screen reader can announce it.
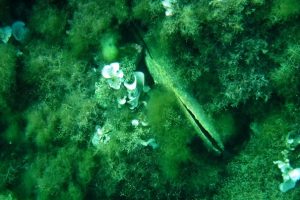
[101,62,124,90]
[0,20,29,43]
[101,62,149,109]
[11,21,29,42]
[140,138,159,149]
[131,119,139,127]
[117,96,127,107]
[161,0,177,16]
[274,159,300,192]
[98,62,155,150]
[0,26,12,43]
[92,125,110,147]
[274,130,300,192]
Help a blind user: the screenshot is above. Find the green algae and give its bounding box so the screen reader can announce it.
[0,0,300,199]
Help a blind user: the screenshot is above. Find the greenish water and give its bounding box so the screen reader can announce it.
[0,0,300,199]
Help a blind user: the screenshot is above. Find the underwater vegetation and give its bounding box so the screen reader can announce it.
[0,0,300,199]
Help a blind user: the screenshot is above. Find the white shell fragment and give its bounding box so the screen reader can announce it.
[287,131,300,150]
[289,168,300,182]
[165,10,174,17]
[92,126,110,147]
[141,121,149,127]
[124,76,137,90]
[126,72,146,109]
[117,96,127,105]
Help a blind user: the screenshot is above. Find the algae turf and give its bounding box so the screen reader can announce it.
[0,0,300,199]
